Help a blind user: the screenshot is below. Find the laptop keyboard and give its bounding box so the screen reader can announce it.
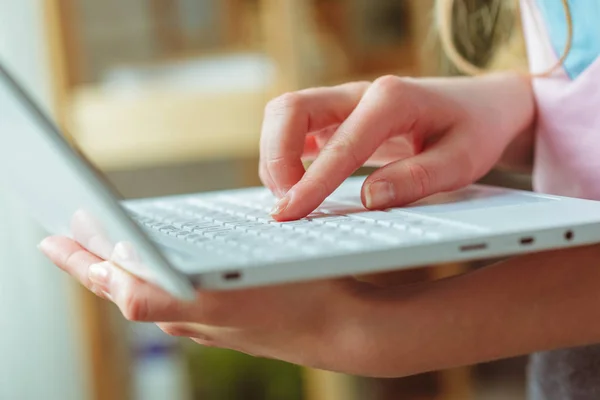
[126,190,481,263]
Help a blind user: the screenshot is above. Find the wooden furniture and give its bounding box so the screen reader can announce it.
[60,0,437,172]
[68,87,267,171]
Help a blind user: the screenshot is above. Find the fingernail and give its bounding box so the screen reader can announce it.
[113,241,134,262]
[279,186,293,197]
[365,181,395,209]
[89,261,112,294]
[37,238,51,254]
[270,196,290,215]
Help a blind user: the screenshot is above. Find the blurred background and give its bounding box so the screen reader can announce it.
[0,0,533,399]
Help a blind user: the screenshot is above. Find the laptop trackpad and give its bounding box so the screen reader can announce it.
[403,187,554,215]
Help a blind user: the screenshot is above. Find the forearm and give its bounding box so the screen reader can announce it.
[338,245,600,378]
[496,125,535,173]
[493,73,536,173]
[471,72,536,173]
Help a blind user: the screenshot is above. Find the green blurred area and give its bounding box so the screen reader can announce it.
[185,345,304,400]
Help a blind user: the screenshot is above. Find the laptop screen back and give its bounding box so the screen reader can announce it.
[0,60,193,299]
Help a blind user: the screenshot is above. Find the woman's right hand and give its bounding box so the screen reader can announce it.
[260,72,535,221]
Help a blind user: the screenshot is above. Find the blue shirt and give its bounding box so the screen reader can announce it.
[536,0,600,79]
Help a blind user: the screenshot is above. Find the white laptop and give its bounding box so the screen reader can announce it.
[2,61,600,301]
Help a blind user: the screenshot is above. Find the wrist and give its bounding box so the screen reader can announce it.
[324,282,431,378]
[495,72,536,173]
[321,283,390,376]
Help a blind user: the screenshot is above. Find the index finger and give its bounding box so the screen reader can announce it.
[260,82,369,197]
[270,77,422,221]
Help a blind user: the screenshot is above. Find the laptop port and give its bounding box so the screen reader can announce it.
[223,271,242,281]
[565,230,574,241]
[520,237,535,245]
[460,243,488,252]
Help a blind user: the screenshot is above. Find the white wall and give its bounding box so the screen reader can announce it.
[0,0,89,399]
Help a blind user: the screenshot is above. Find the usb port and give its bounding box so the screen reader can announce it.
[520,237,535,245]
[460,243,488,252]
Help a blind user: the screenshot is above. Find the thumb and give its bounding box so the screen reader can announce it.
[361,133,481,209]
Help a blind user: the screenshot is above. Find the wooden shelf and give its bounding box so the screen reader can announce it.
[68,66,427,172]
[65,0,434,172]
[68,85,268,171]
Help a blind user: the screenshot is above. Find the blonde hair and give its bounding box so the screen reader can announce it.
[435,0,573,77]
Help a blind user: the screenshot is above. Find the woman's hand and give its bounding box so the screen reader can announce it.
[40,235,600,378]
[260,72,535,221]
[37,73,544,378]
[39,236,377,375]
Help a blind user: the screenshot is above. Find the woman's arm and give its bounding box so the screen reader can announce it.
[496,124,535,173]
[38,239,600,377]
[495,73,536,174]
[338,244,600,377]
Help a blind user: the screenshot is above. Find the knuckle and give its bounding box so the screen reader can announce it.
[370,76,420,133]
[326,137,361,167]
[265,92,303,116]
[266,155,287,169]
[62,249,87,271]
[372,75,402,96]
[405,161,434,198]
[299,175,330,200]
[121,289,149,322]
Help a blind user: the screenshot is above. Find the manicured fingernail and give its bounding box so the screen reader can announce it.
[365,181,395,209]
[38,238,51,253]
[89,261,112,294]
[270,196,290,215]
[113,241,136,262]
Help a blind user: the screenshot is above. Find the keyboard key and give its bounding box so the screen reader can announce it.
[158,225,180,235]
[182,233,210,243]
[318,204,366,215]
[312,215,349,225]
[245,224,280,232]
[369,229,417,243]
[191,225,228,234]
[204,229,237,239]
[233,223,269,232]
[180,221,220,230]
[280,219,314,227]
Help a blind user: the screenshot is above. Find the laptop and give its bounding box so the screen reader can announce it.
[2,61,600,301]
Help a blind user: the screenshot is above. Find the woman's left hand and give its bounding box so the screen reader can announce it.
[40,236,600,378]
[39,235,379,375]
